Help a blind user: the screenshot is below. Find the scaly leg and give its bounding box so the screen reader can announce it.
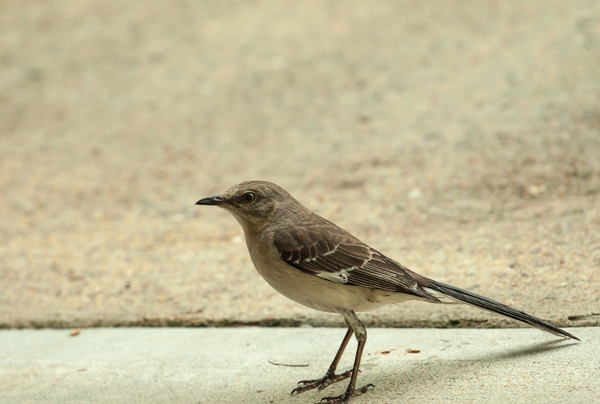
[291,323,354,395]
[318,309,374,404]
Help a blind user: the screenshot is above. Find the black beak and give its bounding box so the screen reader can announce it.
[195,195,224,206]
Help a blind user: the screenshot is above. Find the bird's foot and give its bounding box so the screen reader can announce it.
[318,384,374,403]
[291,370,353,395]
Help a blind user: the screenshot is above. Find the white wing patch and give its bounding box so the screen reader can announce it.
[315,247,374,284]
[316,269,350,283]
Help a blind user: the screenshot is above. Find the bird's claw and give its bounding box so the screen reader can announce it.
[290,370,353,395]
[318,384,374,403]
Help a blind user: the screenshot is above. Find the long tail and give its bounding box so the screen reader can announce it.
[420,278,580,341]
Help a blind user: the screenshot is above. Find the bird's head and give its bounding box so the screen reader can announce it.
[196,181,301,233]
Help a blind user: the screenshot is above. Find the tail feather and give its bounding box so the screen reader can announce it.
[421,278,579,341]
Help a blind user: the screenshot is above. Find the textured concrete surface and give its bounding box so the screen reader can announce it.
[1,1,600,329]
[1,327,597,404]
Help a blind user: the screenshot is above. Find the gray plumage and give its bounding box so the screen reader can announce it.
[196,180,579,404]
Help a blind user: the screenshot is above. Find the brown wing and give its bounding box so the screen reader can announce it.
[272,226,439,301]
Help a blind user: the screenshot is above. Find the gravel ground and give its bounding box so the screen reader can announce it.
[1,1,599,329]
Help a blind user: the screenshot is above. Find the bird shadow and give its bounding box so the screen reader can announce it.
[261,336,581,403]
[364,337,580,401]
[475,338,578,362]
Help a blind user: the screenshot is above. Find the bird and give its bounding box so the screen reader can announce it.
[196,180,579,403]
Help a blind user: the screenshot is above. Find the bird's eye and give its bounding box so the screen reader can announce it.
[242,192,256,204]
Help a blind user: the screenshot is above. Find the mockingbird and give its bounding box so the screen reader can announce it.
[196,180,579,404]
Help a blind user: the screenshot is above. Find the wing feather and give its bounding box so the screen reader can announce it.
[272,227,438,301]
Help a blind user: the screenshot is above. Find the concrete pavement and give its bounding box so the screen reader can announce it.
[2,2,599,403]
[2,0,600,331]
[1,327,597,404]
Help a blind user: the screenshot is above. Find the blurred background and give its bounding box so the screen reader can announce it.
[1,1,599,329]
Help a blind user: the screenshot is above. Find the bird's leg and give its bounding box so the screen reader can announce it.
[319,310,374,404]
[291,324,354,395]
